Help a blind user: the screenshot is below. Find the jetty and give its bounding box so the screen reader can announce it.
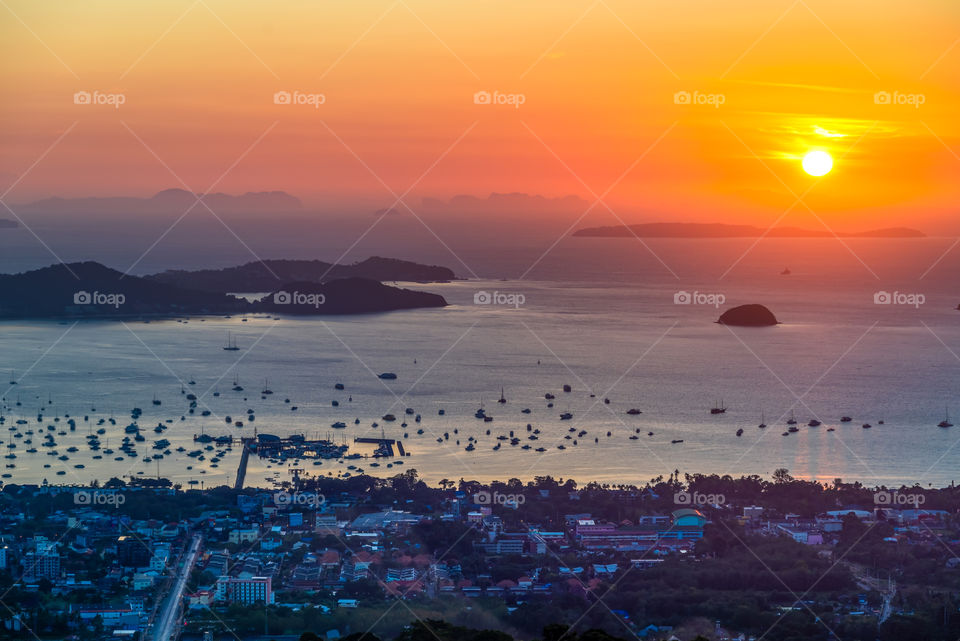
[234,438,253,490]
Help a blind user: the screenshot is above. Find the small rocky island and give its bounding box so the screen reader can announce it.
[717,304,779,327]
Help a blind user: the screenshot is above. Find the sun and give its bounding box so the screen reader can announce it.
[802,150,833,176]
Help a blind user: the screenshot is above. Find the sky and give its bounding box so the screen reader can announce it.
[1,0,959,232]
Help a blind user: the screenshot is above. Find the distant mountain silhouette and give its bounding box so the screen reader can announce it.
[573,223,925,238]
[17,189,302,214]
[146,257,456,293]
[254,278,447,315]
[0,261,447,319]
[399,192,590,217]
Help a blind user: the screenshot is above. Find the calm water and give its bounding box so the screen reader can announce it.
[1,236,959,488]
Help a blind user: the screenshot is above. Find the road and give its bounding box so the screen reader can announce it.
[153,534,203,641]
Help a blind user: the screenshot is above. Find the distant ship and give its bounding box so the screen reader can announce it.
[223,332,240,351]
[710,400,726,414]
[781,267,791,275]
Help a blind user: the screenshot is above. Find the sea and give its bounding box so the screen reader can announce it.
[1,223,959,490]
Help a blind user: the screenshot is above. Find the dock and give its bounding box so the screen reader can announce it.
[354,437,406,457]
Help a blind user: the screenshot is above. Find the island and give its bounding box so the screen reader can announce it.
[253,278,447,315]
[717,304,779,327]
[146,256,456,293]
[0,261,448,319]
[572,222,926,238]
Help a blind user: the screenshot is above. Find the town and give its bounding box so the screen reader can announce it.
[0,470,958,641]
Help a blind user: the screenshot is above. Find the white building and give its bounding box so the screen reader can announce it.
[215,576,274,604]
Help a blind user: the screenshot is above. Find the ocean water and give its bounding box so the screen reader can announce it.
[1,236,959,489]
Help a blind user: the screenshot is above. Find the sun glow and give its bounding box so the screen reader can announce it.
[802,150,833,176]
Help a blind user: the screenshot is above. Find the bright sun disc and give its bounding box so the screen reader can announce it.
[802,150,833,176]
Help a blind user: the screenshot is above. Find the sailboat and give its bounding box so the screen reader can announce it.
[938,407,953,428]
[758,411,766,429]
[498,387,506,404]
[261,379,273,395]
[223,332,240,351]
[710,400,726,414]
[786,410,797,425]
[232,372,244,392]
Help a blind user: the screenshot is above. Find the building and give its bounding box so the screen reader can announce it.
[229,528,260,545]
[24,551,60,581]
[0,545,7,570]
[215,576,274,604]
[576,510,706,551]
[117,536,151,568]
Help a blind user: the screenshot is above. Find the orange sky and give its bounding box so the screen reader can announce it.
[1,0,958,231]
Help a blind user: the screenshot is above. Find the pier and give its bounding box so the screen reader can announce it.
[234,438,253,490]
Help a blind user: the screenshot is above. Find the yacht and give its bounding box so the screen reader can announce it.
[938,407,953,428]
[223,332,240,351]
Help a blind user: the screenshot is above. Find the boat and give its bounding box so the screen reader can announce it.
[808,419,821,427]
[560,412,573,420]
[786,411,797,425]
[335,383,345,390]
[840,416,852,422]
[231,373,243,392]
[152,394,161,406]
[223,332,240,351]
[626,409,642,415]
[862,423,872,429]
[331,422,347,429]
[710,400,726,414]
[938,407,953,428]
[378,372,397,380]
[787,426,799,433]
[758,411,766,429]
[736,428,743,437]
[261,379,273,395]
[562,384,572,393]
[498,387,506,404]
[781,267,791,275]
[671,439,683,444]
[382,414,396,422]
